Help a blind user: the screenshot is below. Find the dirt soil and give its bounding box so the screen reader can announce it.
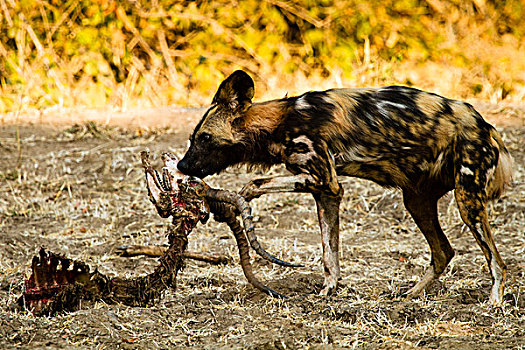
[0,105,524,349]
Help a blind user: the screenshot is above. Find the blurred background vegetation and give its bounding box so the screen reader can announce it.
[1,0,524,114]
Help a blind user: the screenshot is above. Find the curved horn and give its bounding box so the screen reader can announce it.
[205,188,303,268]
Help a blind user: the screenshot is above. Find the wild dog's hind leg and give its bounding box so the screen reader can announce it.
[454,187,507,306]
[314,190,343,296]
[403,188,455,298]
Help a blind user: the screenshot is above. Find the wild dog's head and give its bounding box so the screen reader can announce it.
[178,70,255,178]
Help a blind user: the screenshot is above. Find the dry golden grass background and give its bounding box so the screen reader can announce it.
[0,0,524,121]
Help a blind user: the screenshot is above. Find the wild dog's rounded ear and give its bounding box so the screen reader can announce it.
[212,70,254,109]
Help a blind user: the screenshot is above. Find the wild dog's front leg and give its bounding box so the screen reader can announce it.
[240,173,343,295]
[296,140,343,295]
[314,190,343,295]
[240,136,341,200]
[241,139,344,296]
[239,174,317,201]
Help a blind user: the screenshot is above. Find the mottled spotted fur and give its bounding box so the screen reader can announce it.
[178,70,513,305]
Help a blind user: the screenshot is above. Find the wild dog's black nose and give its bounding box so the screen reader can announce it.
[177,158,190,174]
[178,157,206,178]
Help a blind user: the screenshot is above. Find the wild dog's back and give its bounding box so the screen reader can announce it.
[298,86,513,196]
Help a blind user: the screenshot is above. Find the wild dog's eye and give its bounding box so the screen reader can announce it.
[199,133,211,142]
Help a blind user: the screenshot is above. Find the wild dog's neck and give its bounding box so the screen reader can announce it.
[238,99,288,164]
[243,99,287,134]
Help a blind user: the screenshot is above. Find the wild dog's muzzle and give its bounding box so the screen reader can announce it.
[177,157,212,178]
[176,157,193,175]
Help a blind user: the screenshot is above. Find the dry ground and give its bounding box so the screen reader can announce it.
[0,105,524,349]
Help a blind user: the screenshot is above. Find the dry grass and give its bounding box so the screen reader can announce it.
[0,108,524,349]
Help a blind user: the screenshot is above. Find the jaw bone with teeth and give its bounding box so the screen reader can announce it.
[19,152,300,315]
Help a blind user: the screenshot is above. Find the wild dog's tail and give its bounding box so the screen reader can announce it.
[487,128,513,200]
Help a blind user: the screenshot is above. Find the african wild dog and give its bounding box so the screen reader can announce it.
[178,70,513,305]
